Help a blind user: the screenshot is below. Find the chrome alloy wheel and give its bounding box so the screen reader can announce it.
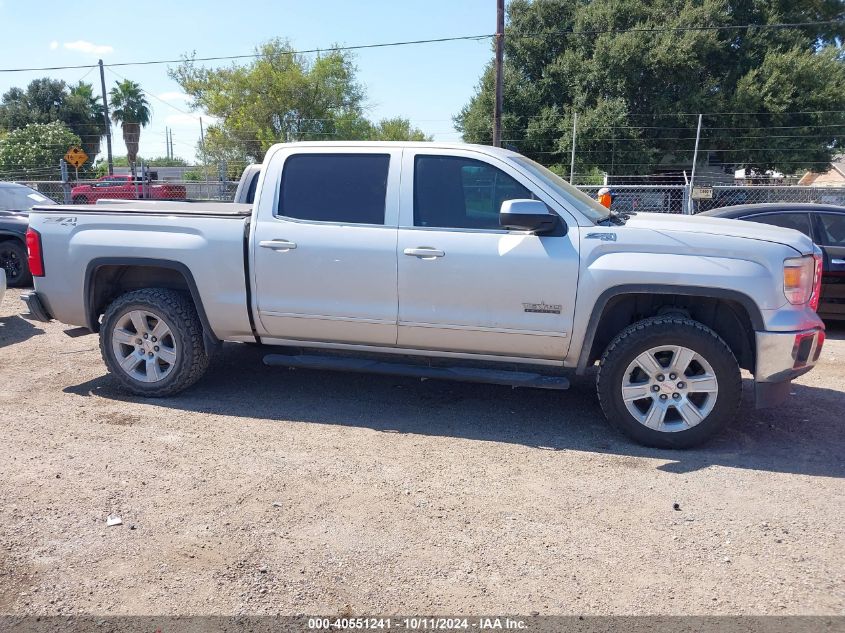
[111,310,178,383]
[620,345,719,432]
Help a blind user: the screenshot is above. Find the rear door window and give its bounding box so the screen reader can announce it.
[817,213,845,246]
[278,154,390,225]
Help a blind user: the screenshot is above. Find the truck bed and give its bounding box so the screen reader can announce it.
[33,201,252,217]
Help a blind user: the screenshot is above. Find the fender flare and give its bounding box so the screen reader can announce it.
[84,257,220,353]
[576,284,764,374]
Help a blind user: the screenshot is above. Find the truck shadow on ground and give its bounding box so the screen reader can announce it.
[65,342,845,479]
[0,315,44,348]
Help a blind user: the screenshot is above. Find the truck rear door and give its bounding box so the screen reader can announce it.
[251,148,401,346]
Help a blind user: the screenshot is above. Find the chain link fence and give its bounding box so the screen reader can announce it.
[16,178,845,215]
[577,185,689,214]
[697,185,845,212]
[21,179,240,204]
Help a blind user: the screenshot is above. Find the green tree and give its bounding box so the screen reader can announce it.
[456,0,845,176]
[0,121,81,178]
[0,78,107,166]
[171,39,430,162]
[65,82,108,162]
[109,79,151,173]
[367,117,431,141]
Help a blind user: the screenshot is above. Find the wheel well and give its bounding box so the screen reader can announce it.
[0,234,24,245]
[88,264,193,331]
[583,293,757,372]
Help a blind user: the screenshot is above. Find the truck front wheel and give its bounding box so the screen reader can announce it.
[596,316,741,448]
[99,288,209,396]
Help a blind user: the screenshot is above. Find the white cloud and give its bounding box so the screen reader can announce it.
[63,40,114,55]
[49,41,59,50]
[157,92,190,103]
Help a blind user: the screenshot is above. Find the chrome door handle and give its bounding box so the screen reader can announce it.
[259,239,297,251]
[832,258,845,266]
[403,247,445,259]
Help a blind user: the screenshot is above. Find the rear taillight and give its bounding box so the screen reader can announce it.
[809,253,823,312]
[26,227,44,277]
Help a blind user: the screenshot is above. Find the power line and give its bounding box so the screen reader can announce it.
[1,20,840,73]
[515,19,844,38]
[0,34,492,73]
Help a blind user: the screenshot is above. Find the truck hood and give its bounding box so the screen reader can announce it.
[624,212,815,255]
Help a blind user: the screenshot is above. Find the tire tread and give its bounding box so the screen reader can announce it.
[99,288,209,396]
[596,315,742,448]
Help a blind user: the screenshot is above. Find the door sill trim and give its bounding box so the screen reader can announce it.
[258,338,564,366]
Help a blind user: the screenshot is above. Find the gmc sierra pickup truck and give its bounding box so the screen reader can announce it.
[21,142,825,448]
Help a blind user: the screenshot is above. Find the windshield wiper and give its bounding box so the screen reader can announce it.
[597,210,635,226]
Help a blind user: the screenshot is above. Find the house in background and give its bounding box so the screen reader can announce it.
[798,156,845,186]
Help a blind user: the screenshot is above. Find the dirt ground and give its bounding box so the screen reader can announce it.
[1,287,843,616]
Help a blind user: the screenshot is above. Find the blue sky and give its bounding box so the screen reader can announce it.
[0,0,495,163]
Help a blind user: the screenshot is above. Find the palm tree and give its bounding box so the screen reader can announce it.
[109,79,151,175]
[67,82,108,162]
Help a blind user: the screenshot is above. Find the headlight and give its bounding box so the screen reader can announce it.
[783,256,815,305]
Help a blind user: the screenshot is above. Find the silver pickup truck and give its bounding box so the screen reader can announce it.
[22,142,825,448]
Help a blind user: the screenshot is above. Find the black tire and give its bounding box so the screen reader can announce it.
[596,316,741,449]
[72,195,88,204]
[99,288,209,396]
[0,239,32,287]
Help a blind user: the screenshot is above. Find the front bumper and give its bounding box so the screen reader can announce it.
[754,327,825,408]
[20,291,52,322]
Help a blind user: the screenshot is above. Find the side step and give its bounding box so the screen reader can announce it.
[263,354,570,390]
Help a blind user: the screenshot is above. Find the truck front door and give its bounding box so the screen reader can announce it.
[396,150,580,360]
[251,149,401,346]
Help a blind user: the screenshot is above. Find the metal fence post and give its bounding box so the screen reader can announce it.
[570,112,578,183]
[687,114,703,214]
[59,160,71,204]
[218,161,227,200]
[682,185,690,215]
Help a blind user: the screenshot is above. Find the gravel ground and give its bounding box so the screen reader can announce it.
[0,287,843,616]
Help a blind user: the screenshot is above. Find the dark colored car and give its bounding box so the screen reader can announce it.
[0,182,56,287]
[699,203,845,320]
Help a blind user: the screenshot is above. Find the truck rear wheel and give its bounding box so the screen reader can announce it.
[0,239,32,287]
[99,288,209,396]
[596,316,741,449]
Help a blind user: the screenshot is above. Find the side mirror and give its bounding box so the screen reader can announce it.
[499,199,559,233]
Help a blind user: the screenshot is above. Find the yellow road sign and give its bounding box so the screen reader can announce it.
[64,146,88,169]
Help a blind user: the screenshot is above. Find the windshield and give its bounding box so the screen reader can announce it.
[508,156,610,222]
[0,184,56,212]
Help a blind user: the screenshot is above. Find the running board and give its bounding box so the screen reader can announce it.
[263,354,570,390]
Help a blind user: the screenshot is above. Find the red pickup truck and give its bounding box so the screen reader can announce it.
[71,175,187,204]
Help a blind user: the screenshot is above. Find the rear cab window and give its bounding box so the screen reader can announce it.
[278,154,390,225]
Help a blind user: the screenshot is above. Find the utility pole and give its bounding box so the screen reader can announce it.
[569,112,578,183]
[98,59,114,176]
[165,127,170,159]
[492,0,504,147]
[688,113,703,214]
[168,128,174,160]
